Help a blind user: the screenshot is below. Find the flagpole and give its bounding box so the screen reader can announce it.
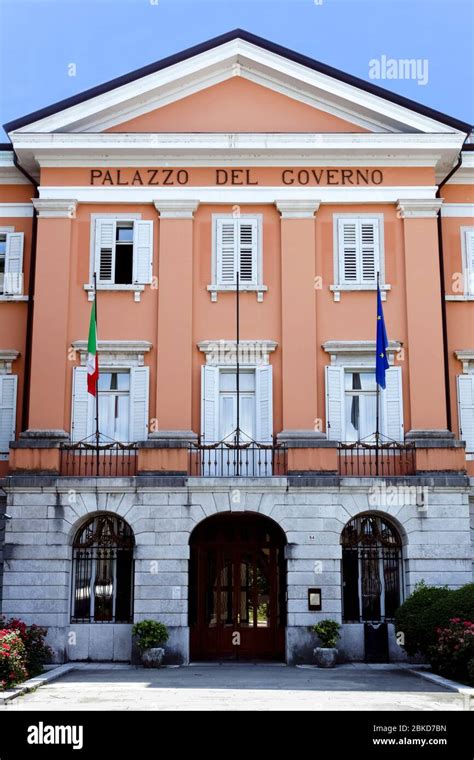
[94,272,100,477]
[236,269,240,475]
[375,271,380,476]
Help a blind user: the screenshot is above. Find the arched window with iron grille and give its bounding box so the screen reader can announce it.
[71,514,134,623]
[341,514,402,623]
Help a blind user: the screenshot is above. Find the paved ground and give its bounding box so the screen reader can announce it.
[1,664,466,711]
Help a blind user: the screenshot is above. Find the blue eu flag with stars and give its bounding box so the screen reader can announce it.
[376,284,390,389]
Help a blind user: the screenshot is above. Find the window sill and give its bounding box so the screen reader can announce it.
[207,284,268,302]
[445,295,474,301]
[0,295,28,302]
[84,283,145,302]
[330,284,391,302]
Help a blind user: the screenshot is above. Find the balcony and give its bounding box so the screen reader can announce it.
[338,441,416,477]
[60,440,138,476]
[188,440,287,478]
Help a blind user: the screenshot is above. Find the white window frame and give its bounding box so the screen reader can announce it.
[70,341,151,442]
[207,214,267,302]
[455,351,474,459]
[331,214,390,301]
[0,226,26,302]
[85,213,152,302]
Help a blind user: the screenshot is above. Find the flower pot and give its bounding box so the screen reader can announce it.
[140,647,165,668]
[313,647,338,668]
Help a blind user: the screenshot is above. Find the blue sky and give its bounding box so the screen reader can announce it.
[0,0,473,139]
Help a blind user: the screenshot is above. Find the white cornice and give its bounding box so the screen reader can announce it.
[0,349,20,374]
[0,151,31,185]
[32,199,77,218]
[396,198,443,218]
[0,203,33,218]
[441,204,474,218]
[454,350,474,374]
[198,339,277,366]
[72,340,152,368]
[322,340,402,354]
[153,200,200,218]
[37,184,439,205]
[11,131,464,182]
[276,200,320,218]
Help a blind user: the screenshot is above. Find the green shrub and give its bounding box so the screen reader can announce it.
[311,619,341,648]
[395,582,474,658]
[132,620,169,650]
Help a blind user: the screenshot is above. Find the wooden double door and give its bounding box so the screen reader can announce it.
[190,514,286,661]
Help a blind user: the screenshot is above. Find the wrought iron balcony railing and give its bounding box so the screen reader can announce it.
[60,439,138,477]
[188,438,288,478]
[338,440,416,477]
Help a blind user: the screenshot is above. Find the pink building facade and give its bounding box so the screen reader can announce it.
[0,31,472,664]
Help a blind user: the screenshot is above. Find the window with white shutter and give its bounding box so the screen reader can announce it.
[201,365,219,443]
[325,366,344,441]
[0,374,17,458]
[71,367,94,442]
[210,215,265,301]
[458,374,474,453]
[255,365,273,442]
[383,366,404,441]
[129,366,149,442]
[463,229,474,296]
[337,218,380,285]
[0,231,24,296]
[94,218,153,287]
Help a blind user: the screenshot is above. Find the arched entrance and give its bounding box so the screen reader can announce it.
[189,513,287,661]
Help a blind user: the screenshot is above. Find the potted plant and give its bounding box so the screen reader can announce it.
[311,619,341,668]
[132,620,169,668]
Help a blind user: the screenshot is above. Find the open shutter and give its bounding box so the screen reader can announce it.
[360,220,378,283]
[339,220,358,284]
[71,367,93,442]
[129,366,149,442]
[325,366,344,441]
[216,219,236,285]
[256,365,273,442]
[94,219,116,283]
[238,219,257,285]
[382,366,404,441]
[465,230,474,295]
[201,365,219,443]
[458,374,474,453]
[4,232,24,295]
[133,220,153,285]
[0,375,17,456]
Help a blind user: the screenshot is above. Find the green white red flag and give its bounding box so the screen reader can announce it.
[86,300,98,396]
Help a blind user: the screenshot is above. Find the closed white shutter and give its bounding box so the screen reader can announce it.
[338,219,379,285]
[325,366,344,441]
[133,220,153,285]
[129,366,149,442]
[71,367,93,442]
[216,219,236,285]
[256,365,273,442]
[201,365,219,443]
[360,220,379,283]
[0,375,17,455]
[4,232,24,295]
[94,219,116,283]
[465,230,474,295]
[238,219,257,285]
[382,366,404,441]
[339,220,358,283]
[458,374,474,453]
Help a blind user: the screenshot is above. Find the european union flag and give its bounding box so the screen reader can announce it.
[376,284,390,389]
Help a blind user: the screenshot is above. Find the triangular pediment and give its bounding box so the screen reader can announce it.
[5,30,470,137]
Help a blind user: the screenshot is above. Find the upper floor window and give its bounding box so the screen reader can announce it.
[461,228,474,296]
[331,215,389,301]
[457,373,474,455]
[0,230,24,296]
[208,215,266,301]
[92,217,153,289]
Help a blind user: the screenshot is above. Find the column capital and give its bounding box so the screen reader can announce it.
[396,199,443,218]
[153,200,200,219]
[32,199,77,218]
[276,200,321,219]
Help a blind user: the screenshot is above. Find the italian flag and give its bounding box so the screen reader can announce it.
[86,300,98,396]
